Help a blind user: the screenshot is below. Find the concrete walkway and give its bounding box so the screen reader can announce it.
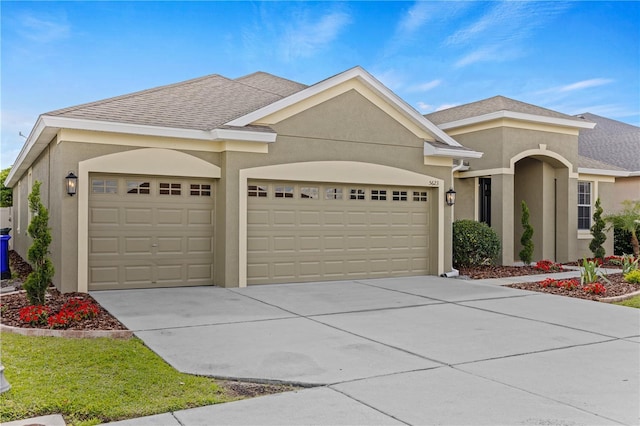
[91,275,640,425]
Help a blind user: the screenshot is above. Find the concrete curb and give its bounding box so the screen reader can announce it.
[0,324,133,339]
[3,414,66,426]
[599,289,640,303]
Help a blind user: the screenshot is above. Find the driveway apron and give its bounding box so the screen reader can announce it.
[93,276,640,425]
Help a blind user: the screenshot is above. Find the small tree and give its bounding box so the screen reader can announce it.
[605,200,640,257]
[519,201,534,264]
[23,181,54,305]
[0,167,12,207]
[589,197,606,259]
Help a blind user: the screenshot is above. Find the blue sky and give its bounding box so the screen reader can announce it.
[2,1,639,169]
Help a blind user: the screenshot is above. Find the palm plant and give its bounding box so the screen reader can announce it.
[605,200,640,257]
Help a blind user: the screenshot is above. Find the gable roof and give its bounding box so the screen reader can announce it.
[425,95,594,130]
[576,113,640,172]
[7,67,481,187]
[46,73,307,131]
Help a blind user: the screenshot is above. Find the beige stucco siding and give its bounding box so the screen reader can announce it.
[217,91,453,287]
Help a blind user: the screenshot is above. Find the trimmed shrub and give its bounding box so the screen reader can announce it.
[453,220,501,267]
[624,270,640,284]
[614,225,640,256]
[519,201,534,264]
[23,181,55,306]
[589,197,606,259]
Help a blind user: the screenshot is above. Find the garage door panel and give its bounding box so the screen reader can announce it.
[157,209,184,225]
[247,181,431,285]
[125,208,153,225]
[90,208,119,225]
[90,237,119,254]
[89,175,214,290]
[157,237,183,254]
[124,237,153,254]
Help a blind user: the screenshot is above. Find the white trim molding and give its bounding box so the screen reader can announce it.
[437,110,596,131]
[238,161,445,287]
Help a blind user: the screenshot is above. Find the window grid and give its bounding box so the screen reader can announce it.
[248,185,268,197]
[92,179,118,194]
[300,187,319,199]
[274,186,294,198]
[371,189,387,201]
[350,188,366,200]
[413,191,428,202]
[578,181,591,230]
[393,191,408,201]
[325,188,343,200]
[159,182,181,196]
[127,181,150,195]
[190,183,211,196]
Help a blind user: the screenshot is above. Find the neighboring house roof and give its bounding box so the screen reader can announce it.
[575,112,640,173]
[426,95,586,125]
[46,73,308,131]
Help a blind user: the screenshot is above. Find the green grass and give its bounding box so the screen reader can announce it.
[0,332,232,426]
[614,294,640,308]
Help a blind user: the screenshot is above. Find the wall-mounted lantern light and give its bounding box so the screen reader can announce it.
[445,188,456,206]
[65,172,78,196]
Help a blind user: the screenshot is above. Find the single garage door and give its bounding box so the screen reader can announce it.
[88,175,215,290]
[247,180,431,285]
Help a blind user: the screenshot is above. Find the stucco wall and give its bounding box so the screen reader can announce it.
[216,90,454,286]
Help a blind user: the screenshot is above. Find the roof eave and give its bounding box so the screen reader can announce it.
[423,142,484,159]
[578,167,639,177]
[438,111,597,131]
[5,116,277,187]
[226,66,464,148]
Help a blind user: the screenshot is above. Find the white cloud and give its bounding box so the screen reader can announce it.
[17,13,70,43]
[447,1,570,67]
[280,10,351,61]
[436,103,459,112]
[560,79,614,92]
[398,2,433,34]
[416,102,433,113]
[408,79,442,93]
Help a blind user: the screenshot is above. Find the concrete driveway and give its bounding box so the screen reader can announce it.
[93,276,640,425]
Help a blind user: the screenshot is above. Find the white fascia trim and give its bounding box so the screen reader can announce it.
[211,128,276,143]
[5,116,52,187]
[423,142,483,159]
[226,66,463,148]
[43,116,277,142]
[437,111,596,131]
[5,116,276,187]
[578,167,637,177]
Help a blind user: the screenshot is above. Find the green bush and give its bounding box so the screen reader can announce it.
[453,220,501,267]
[589,198,606,259]
[614,225,640,255]
[23,181,54,306]
[624,270,640,284]
[519,201,534,264]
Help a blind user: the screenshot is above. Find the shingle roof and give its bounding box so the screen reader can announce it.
[45,72,308,131]
[578,155,626,171]
[576,113,640,172]
[425,95,584,125]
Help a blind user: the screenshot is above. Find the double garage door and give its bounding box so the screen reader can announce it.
[88,175,215,290]
[247,180,432,285]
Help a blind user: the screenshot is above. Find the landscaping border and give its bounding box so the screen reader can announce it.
[0,323,133,339]
[598,289,640,303]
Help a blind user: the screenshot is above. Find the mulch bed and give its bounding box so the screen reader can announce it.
[219,380,298,398]
[506,273,640,301]
[457,265,564,279]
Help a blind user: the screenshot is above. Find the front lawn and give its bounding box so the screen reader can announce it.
[614,294,640,308]
[0,332,230,425]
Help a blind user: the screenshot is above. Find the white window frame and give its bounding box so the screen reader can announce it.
[577,181,591,230]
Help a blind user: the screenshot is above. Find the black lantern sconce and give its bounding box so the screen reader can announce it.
[65,172,78,196]
[445,188,456,206]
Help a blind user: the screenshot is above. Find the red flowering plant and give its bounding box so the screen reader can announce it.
[19,298,100,329]
[539,278,558,288]
[19,305,51,326]
[558,279,580,290]
[583,282,607,295]
[534,260,564,272]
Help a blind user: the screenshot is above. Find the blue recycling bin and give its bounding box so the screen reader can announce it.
[0,232,11,280]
